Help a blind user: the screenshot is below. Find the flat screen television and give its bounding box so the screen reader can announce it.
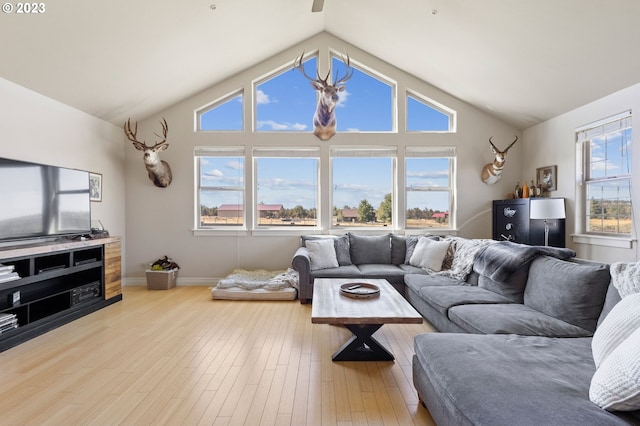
[0,157,92,244]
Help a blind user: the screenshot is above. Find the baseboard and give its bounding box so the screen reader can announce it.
[123,277,220,287]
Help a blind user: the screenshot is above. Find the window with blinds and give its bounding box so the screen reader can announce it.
[405,147,455,229]
[577,112,632,235]
[195,147,245,228]
[330,147,396,228]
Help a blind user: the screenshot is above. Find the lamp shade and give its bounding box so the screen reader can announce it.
[530,198,566,220]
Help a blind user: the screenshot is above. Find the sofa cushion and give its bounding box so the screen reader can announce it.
[420,286,514,317]
[398,264,428,275]
[333,234,352,266]
[404,274,467,294]
[524,256,610,332]
[390,234,407,265]
[598,284,623,327]
[403,235,420,264]
[306,239,339,270]
[476,263,531,303]
[413,333,638,426]
[409,237,450,271]
[356,264,406,282]
[348,233,391,264]
[310,265,361,279]
[448,303,593,337]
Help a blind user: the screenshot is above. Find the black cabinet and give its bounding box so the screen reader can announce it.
[492,199,565,247]
[0,239,122,352]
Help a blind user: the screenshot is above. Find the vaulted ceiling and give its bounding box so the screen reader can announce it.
[2,0,639,130]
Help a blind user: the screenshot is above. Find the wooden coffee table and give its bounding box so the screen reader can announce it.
[311,278,423,361]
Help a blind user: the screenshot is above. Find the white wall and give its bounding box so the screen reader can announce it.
[124,32,521,283]
[523,83,640,263]
[0,77,127,264]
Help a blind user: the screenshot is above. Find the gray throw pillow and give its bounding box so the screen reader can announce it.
[348,233,391,264]
[390,234,406,265]
[334,234,352,266]
[524,256,610,332]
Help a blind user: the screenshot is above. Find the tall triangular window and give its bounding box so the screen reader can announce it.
[407,92,453,132]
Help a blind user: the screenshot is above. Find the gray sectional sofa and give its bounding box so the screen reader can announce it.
[292,233,640,424]
[408,242,640,425]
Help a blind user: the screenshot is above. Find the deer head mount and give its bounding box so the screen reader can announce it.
[481,136,518,184]
[124,118,173,188]
[293,51,353,141]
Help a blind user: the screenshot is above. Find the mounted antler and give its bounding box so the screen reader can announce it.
[293,51,353,141]
[481,135,518,184]
[124,118,173,188]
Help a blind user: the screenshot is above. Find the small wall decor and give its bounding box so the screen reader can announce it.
[537,165,557,192]
[89,172,102,202]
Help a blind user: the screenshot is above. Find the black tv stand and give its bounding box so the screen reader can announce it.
[0,237,122,352]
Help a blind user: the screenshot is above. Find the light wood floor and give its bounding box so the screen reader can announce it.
[0,287,437,425]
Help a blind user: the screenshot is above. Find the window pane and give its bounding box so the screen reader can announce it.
[255,158,318,227]
[586,179,632,234]
[332,157,392,227]
[406,192,450,228]
[407,95,450,132]
[406,157,451,229]
[255,57,317,132]
[199,156,244,227]
[199,94,243,131]
[331,56,393,132]
[589,128,632,179]
[406,158,449,188]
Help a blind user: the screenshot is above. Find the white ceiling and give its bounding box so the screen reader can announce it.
[2,0,640,130]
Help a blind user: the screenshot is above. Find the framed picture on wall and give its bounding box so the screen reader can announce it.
[89,172,102,202]
[536,165,557,192]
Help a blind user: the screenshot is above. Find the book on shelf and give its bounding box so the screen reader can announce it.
[0,272,20,283]
[0,264,15,274]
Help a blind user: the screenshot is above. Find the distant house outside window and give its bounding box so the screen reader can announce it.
[405,147,455,229]
[331,147,396,228]
[253,147,320,228]
[195,147,245,228]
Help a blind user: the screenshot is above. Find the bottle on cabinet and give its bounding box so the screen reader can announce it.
[522,181,530,198]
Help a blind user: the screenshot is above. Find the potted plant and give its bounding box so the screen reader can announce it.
[146,255,180,290]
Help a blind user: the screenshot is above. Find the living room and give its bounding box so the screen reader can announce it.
[1,1,640,424]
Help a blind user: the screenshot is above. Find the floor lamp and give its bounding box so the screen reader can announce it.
[529,198,566,246]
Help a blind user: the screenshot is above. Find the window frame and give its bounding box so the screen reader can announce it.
[194,146,246,233]
[404,146,456,231]
[195,90,244,132]
[252,147,321,230]
[574,111,633,243]
[406,90,456,133]
[330,146,397,230]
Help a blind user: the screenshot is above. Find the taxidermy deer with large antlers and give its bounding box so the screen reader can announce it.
[481,136,518,184]
[293,52,353,141]
[124,118,173,188]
